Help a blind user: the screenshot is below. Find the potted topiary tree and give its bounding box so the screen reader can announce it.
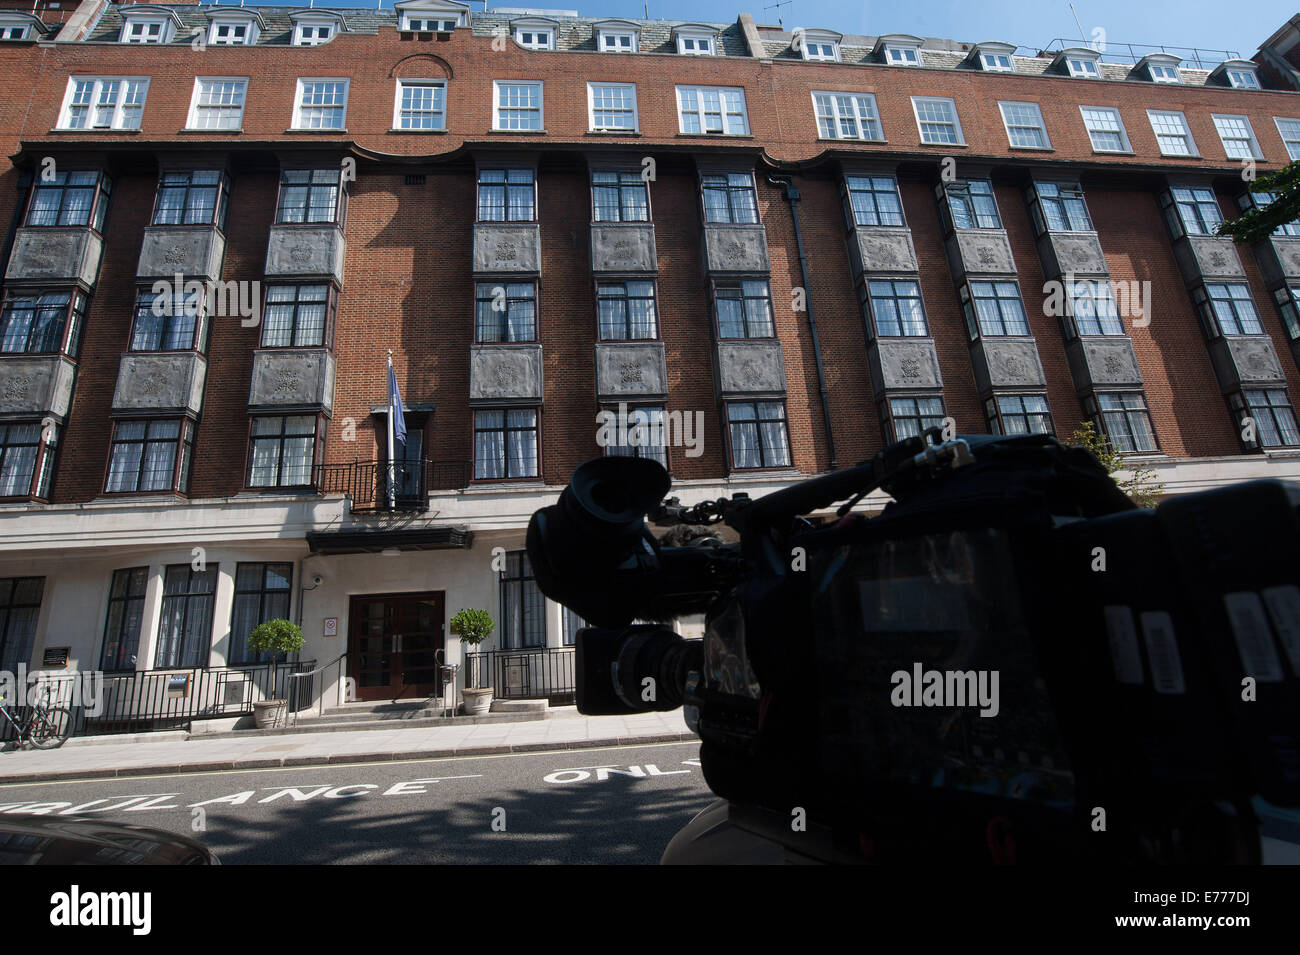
[449,608,494,716]
[247,619,304,729]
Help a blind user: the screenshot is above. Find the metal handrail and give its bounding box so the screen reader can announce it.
[1037,38,1241,70]
[286,652,348,726]
[313,459,472,511]
[286,651,348,682]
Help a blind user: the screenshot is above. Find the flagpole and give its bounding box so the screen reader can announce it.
[386,350,396,510]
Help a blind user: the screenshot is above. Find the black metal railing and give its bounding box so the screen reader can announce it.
[1039,38,1241,70]
[314,459,472,511]
[465,647,576,704]
[0,660,316,741]
[286,652,348,727]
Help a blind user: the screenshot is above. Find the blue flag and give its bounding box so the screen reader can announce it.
[388,361,407,452]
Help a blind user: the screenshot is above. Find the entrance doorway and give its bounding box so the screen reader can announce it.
[347,591,445,701]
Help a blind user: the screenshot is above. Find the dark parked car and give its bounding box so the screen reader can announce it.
[0,817,219,865]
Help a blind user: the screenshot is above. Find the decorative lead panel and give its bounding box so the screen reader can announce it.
[868,339,943,395]
[0,357,76,421]
[714,340,785,397]
[111,353,207,415]
[1207,335,1286,392]
[248,349,336,412]
[5,229,103,288]
[595,342,668,400]
[848,229,918,278]
[137,227,226,282]
[1065,336,1144,394]
[472,225,542,274]
[1037,232,1107,279]
[969,338,1046,393]
[945,231,1016,281]
[591,224,657,273]
[1172,235,1244,286]
[469,344,543,403]
[702,225,770,274]
[265,226,346,281]
[1253,237,1300,288]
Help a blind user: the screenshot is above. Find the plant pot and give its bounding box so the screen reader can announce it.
[461,687,493,716]
[253,700,287,729]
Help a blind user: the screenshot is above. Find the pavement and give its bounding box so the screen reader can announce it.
[0,707,694,783]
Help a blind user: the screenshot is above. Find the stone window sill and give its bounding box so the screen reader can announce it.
[48,127,142,134]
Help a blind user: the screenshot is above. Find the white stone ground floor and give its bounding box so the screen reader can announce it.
[0,450,1296,728]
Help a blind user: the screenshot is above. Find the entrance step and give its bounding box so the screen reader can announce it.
[187,708,547,740]
[490,699,548,714]
[314,700,446,721]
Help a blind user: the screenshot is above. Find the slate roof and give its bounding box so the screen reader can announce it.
[470,13,747,56]
[83,5,745,54]
[69,4,1240,85]
[758,33,1220,86]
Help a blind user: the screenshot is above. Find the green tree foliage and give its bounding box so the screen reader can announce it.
[1217,162,1300,245]
[247,619,304,702]
[1069,421,1165,508]
[449,608,494,646]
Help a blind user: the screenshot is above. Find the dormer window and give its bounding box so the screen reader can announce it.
[0,11,44,41]
[1209,59,1264,90]
[799,29,842,62]
[972,42,1016,72]
[674,25,716,55]
[290,9,346,46]
[510,15,556,50]
[875,34,921,67]
[1227,68,1261,89]
[396,0,467,32]
[206,12,262,47]
[120,6,181,44]
[515,28,553,50]
[595,21,639,53]
[1065,54,1101,78]
[125,20,164,43]
[122,17,171,44]
[601,33,635,51]
[0,17,35,41]
[295,24,333,46]
[211,23,248,45]
[403,16,460,32]
[1134,54,1181,84]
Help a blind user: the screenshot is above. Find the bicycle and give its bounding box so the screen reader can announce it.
[0,684,73,750]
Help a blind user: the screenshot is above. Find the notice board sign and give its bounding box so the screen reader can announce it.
[42,647,70,668]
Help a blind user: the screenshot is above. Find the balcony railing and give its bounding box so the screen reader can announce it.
[314,459,471,511]
[0,660,316,740]
[1039,38,1241,70]
[465,647,576,704]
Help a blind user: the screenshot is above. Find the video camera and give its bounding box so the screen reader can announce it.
[525,431,1300,863]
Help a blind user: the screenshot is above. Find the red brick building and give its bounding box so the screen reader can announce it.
[0,0,1297,728]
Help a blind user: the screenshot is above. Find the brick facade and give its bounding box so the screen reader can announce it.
[0,2,1298,711]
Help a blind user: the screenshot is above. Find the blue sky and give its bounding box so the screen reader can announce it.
[225,0,1292,62]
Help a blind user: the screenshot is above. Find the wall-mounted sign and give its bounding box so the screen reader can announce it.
[324,617,338,637]
[166,674,190,698]
[41,647,70,668]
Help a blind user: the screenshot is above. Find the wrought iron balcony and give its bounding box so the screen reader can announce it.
[314,459,471,512]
